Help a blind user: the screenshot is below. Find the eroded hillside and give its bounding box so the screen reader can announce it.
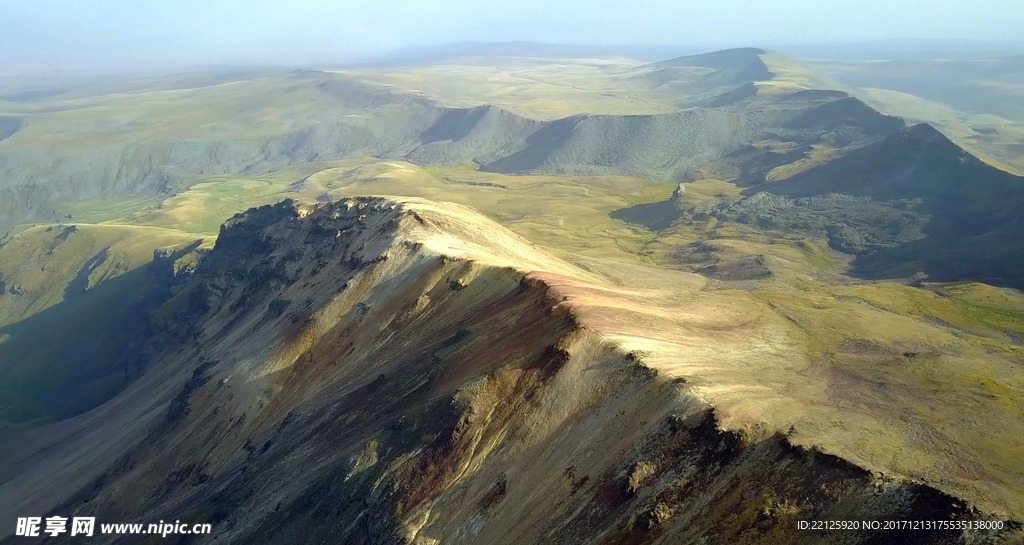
[0,49,892,229]
[0,197,1019,544]
[2,47,1023,545]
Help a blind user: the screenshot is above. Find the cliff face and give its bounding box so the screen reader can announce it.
[0,198,1013,544]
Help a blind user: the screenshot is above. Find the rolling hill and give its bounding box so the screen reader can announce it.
[0,56,894,231]
[1,46,1022,545]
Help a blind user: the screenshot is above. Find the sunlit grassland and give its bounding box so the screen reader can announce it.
[0,75,363,152]
[334,59,678,119]
[0,223,202,420]
[0,223,201,326]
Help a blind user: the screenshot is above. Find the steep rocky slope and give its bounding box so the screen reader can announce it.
[1,198,1018,544]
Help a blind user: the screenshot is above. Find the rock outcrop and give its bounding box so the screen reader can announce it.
[0,197,1014,544]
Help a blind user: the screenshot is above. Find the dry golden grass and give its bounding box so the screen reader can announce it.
[333,58,677,119]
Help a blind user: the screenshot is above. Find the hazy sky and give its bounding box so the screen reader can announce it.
[1,0,1022,73]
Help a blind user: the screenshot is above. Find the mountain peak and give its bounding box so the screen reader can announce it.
[652,47,769,70]
[881,122,969,160]
[640,47,775,93]
[903,122,944,138]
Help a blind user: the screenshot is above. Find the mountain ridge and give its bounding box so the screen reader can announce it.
[1,196,1016,544]
[613,120,1024,287]
[1,45,1022,545]
[0,53,907,230]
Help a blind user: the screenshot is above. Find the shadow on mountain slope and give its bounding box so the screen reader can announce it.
[0,241,202,422]
[641,47,773,91]
[615,122,1024,287]
[2,197,1012,545]
[0,117,20,142]
[477,114,584,172]
[755,123,1024,286]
